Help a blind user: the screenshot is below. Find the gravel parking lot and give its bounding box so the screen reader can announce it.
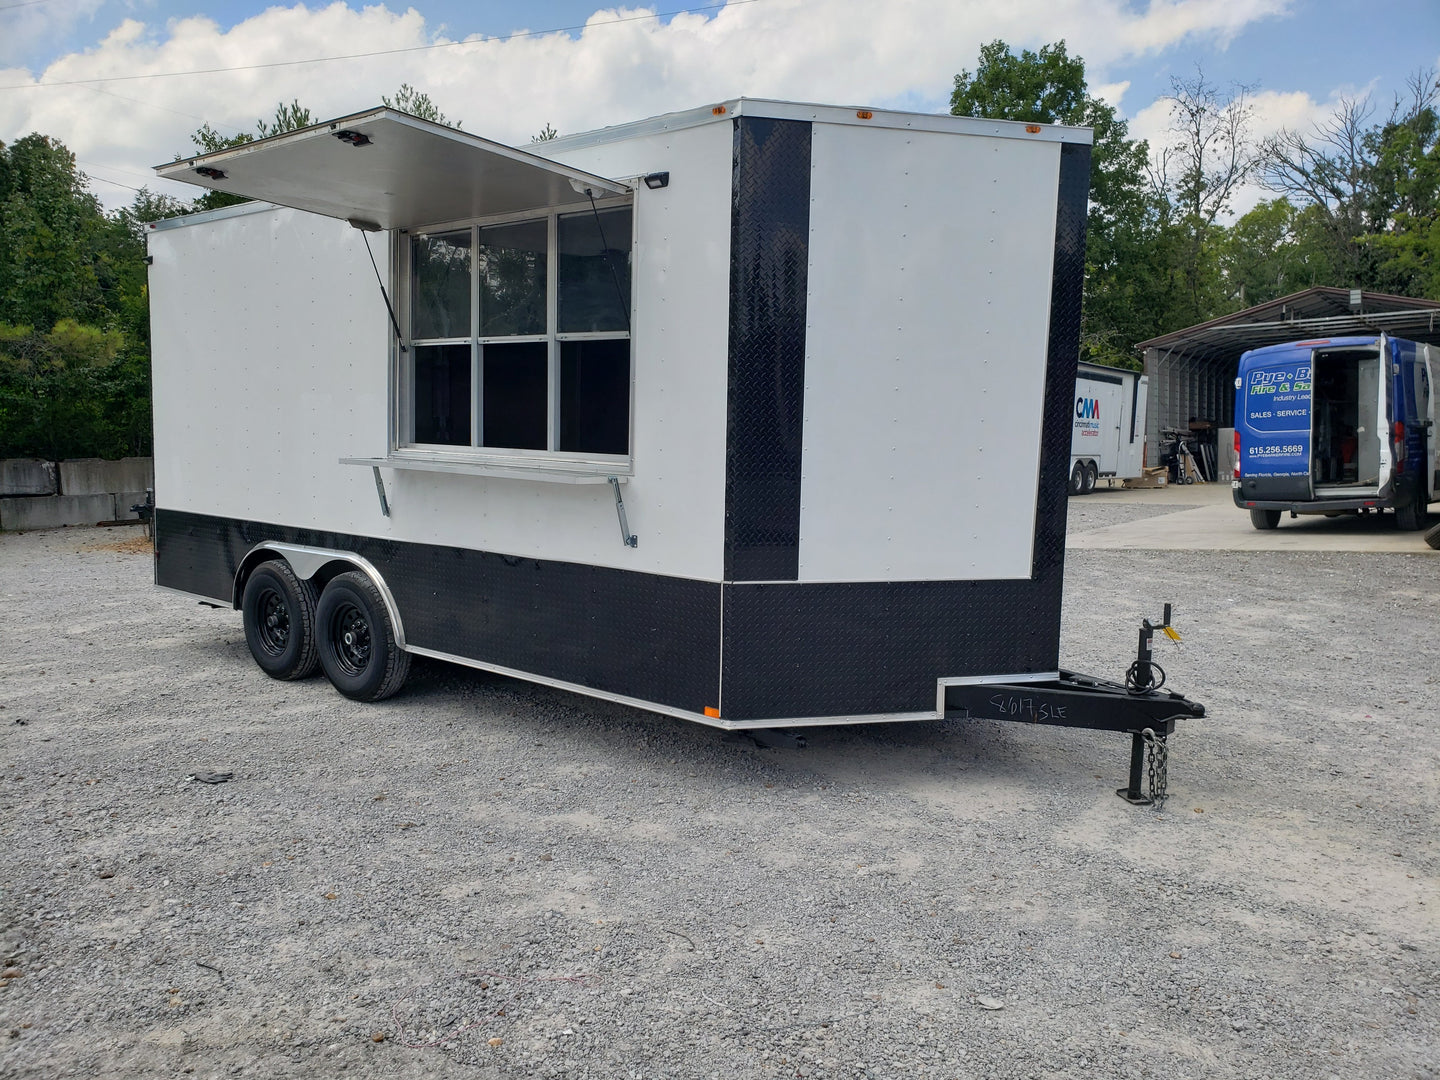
[1,497,1436,1079]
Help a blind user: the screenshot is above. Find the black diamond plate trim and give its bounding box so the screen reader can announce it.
[724,117,812,582]
[716,141,1093,722]
[721,580,1062,721]
[155,509,721,712]
[1035,142,1091,580]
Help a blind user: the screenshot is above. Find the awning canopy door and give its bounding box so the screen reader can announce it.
[155,108,630,231]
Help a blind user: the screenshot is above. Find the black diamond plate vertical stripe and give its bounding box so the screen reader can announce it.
[724,117,812,582]
[1034,142,1091,582]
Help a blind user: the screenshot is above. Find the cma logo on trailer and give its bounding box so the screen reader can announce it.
[1076,397,1100,419]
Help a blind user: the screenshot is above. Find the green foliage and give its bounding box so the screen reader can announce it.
[383,84,459,128]
[954,43,1440,366]
[0,139,172,459]
[951,40,1086,125]
[257,100,314,139]
[0,320,150,460]
[532,123,559,143]
[1260,72,1440,298]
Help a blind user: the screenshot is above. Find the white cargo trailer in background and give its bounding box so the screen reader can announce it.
[1069,361,1148,494]
[145,97,1202,797]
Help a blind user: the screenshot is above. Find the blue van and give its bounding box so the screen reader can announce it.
[1233,335,1437,530]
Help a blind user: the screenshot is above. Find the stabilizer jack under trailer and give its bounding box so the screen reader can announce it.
[941,606,1206,805]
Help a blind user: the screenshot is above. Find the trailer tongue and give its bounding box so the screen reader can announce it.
[942,605,1205,805]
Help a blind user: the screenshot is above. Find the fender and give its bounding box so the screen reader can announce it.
[232,542,407,649]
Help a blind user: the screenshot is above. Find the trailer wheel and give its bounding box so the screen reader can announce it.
[1069,462,1086,496]
[1249,508,1281,530]
[315,571,410,701]
[1425,519,1440,550]
[1082,461,1099,495]
[241,560,320,680]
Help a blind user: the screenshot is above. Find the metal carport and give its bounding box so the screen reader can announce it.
[1137,287,1440,472]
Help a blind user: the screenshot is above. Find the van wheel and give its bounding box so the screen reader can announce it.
[1082,461,1099,494]
[316,571,410,701]
[1249,508,1281,530]
[1069,462,1086,496]
[1394,490,1429,531]
[241,560,319,680]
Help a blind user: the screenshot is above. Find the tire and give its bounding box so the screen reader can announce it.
[1082,461,1098,495]
[1394,488,1429,531]
[1249,508,1281,531]
[241,560,320,680]
[1425,519,1440,550]
[315,570,410,701]
[1069,462,1085,496]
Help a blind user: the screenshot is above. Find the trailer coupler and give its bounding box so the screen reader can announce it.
[942,606,1205,806]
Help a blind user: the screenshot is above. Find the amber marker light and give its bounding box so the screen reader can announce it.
[1025,124,1042,133]
[704,707,721,718]
[856,110,874,119]
[712,106,728,115]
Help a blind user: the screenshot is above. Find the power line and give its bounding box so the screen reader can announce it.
[0,0,762,90]
[0,0,54,12]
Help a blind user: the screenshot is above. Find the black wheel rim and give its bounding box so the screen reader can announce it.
[255,587,291,656]
[329,601,372,676]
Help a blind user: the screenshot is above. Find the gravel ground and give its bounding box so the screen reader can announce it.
[1,511,1436,1080]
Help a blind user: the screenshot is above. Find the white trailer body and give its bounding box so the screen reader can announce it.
[1069,361,1147,494]
[148,98,1093,728]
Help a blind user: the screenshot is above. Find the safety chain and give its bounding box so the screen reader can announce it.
[1141,728,1169,806]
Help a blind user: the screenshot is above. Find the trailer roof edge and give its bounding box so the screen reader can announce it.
[540,96,1093,153]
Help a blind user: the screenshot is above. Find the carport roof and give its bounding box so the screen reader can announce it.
[1136,287,1440,366]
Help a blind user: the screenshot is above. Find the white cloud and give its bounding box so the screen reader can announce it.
[0,0,107,68]
[0,0,1307,209]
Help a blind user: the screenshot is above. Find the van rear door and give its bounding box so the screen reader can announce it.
[1237,349,1313,502]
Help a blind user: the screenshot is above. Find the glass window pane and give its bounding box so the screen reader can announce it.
[413,343,471,445]
[558,207,632,333]
[560,339,629,455]
[479,219,547,337]
[411,231,471,340]
[483,341,548,450]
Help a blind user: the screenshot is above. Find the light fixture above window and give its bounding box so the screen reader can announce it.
[643,172,669,190]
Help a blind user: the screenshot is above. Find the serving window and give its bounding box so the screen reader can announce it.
[400,202,633,464]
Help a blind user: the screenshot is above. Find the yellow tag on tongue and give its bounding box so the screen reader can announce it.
[1162,626,1182,643]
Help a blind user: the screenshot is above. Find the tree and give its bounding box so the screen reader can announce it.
[383,84,459,128]
[532,123,559,143]
[182,100,317,211]
[256,99,313,139]
[0,135,107,331]
[1260,69,1440,296]
[1148,71,1260,322]
[951,40,1086,125]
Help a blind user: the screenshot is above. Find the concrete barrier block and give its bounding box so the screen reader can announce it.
[114,491,152,520]
[0,494,116,531]
[1,459,58,496]
[59,457,154,496]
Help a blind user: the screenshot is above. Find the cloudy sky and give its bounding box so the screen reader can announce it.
[2,0,1438,212]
